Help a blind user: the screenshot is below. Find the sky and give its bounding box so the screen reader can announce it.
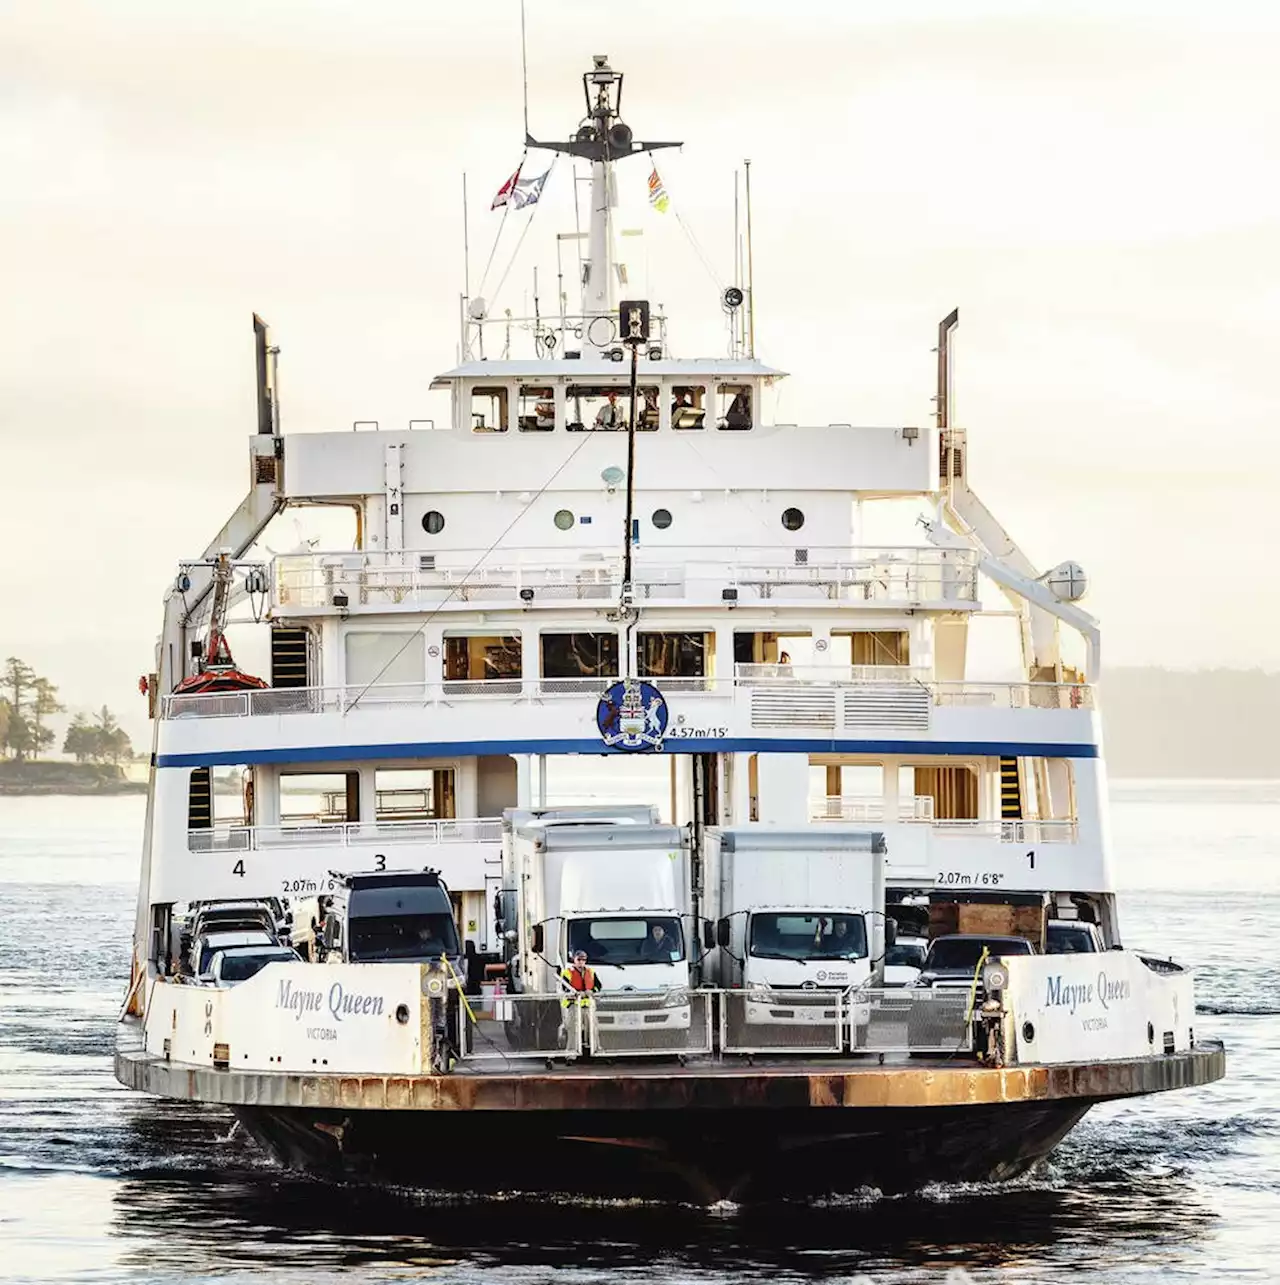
[1,0,1276,745]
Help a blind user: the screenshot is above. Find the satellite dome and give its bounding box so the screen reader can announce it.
[1045,561,1088,602]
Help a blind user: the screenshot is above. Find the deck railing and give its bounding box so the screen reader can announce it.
[186,816,503,852]
[272,544,980,610]
[162,674,1092,720]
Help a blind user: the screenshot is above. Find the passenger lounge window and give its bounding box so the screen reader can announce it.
[540,632,619,684]
[638,632,712,681]
[717,383,752,430]
[470,386,509,432]
[444,634,522,690]
[518,385,555,431]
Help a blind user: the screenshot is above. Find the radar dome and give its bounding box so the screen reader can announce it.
[1045,561,1088,602]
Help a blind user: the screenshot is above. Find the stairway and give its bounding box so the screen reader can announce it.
[271,626,310,688]
[999,756,1023,819]
[188,765,212,830]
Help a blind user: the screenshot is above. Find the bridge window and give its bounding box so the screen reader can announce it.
[280,771,360,826]
[518,385,556,432]
[444,634,522,690]
[717,383,753,430]
[470,385,509,432]
[671,385,706,430]
[541,632,619,683]
[565,385,659,432]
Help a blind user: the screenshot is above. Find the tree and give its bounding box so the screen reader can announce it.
[93,706,132,764]
[64,713,96,763]
[30,677,63,758]
[2,658,37,720]
[0,698,9,757]
[6,712,35,761]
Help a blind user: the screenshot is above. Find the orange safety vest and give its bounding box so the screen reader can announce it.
[562,964,597,992]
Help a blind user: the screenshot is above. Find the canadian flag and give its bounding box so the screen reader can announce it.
[491,164,523,210]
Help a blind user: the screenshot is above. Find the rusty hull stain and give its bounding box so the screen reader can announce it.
[115,1043,1226,1114]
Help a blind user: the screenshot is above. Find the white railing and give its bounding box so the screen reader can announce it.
[810,794,937,822]
[161,674,1094,721]
[272,545,979,611]
[187,816,503,853]
[736,663,931,685]
[931,819,1080,843]
[932,682,1094,710]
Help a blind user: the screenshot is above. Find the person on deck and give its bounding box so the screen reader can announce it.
[561,949,602,1005]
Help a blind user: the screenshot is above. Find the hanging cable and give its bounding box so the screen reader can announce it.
[345,431,597,710]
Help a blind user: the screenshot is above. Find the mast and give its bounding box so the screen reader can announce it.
[526,55,680,352]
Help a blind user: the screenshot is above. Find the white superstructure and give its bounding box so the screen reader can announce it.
[127,55,1116,1014]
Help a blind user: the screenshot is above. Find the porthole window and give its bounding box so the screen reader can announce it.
[422,510,445,535]
[651,508,673,530]
[781,507,805,531]
[554,509,575,531]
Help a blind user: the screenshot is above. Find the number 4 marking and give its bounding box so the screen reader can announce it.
[1026,850,1035,869]
[232,859,245,877]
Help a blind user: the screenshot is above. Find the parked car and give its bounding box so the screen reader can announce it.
[911,934,1036,991]
[883,936,928,987]
[191,929,276,979]
[192,901,285,945]
[1046,919,1104,954]
[208,944,303,986]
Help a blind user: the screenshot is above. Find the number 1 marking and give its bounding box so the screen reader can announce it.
[1026,850,1036,869]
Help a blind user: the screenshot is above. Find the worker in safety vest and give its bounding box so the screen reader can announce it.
[560,949,602,1006]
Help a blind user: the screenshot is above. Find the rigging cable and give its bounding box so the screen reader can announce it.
[345,430,598,710]
[489,155,558,304]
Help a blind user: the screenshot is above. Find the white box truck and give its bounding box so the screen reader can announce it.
[707,827,889,1034]
[510,820,696,1033]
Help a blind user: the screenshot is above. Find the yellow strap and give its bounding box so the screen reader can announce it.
[441,954,479,1028]
[964,946,990,1024]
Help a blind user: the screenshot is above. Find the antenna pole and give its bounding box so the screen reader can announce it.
[520,0,530,139]
[462,172,471,300]
[622,338,639,596]
[744,158,756,358]
[733,170,740,359]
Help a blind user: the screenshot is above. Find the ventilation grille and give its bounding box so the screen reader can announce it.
[842,685,931,731]
[794,548,809,566]
[750,687,836,729]
[418,554,437,571]
[270,627,310,689]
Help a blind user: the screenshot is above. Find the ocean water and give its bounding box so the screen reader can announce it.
[0,784,1275,1284]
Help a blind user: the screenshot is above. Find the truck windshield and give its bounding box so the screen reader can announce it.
[349,913,460,961]
[1046,924,1098,954]
[567,917,685,965]
[749,914,867,961]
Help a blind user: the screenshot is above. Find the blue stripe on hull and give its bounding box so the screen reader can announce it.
[156,738,1100,767]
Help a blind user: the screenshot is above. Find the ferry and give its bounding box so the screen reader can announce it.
[115,55,1224,1202]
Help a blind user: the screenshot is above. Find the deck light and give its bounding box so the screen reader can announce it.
[520,588,536,603]
[722,588,738,605]
[332,592,349,608]
[601,465,625,488]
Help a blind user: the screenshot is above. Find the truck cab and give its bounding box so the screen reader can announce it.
[510,819,696,1030]
[707,828,889,1030]
[323,868,462,969]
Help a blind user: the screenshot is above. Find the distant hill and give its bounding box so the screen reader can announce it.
[1103,668,1271,778]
